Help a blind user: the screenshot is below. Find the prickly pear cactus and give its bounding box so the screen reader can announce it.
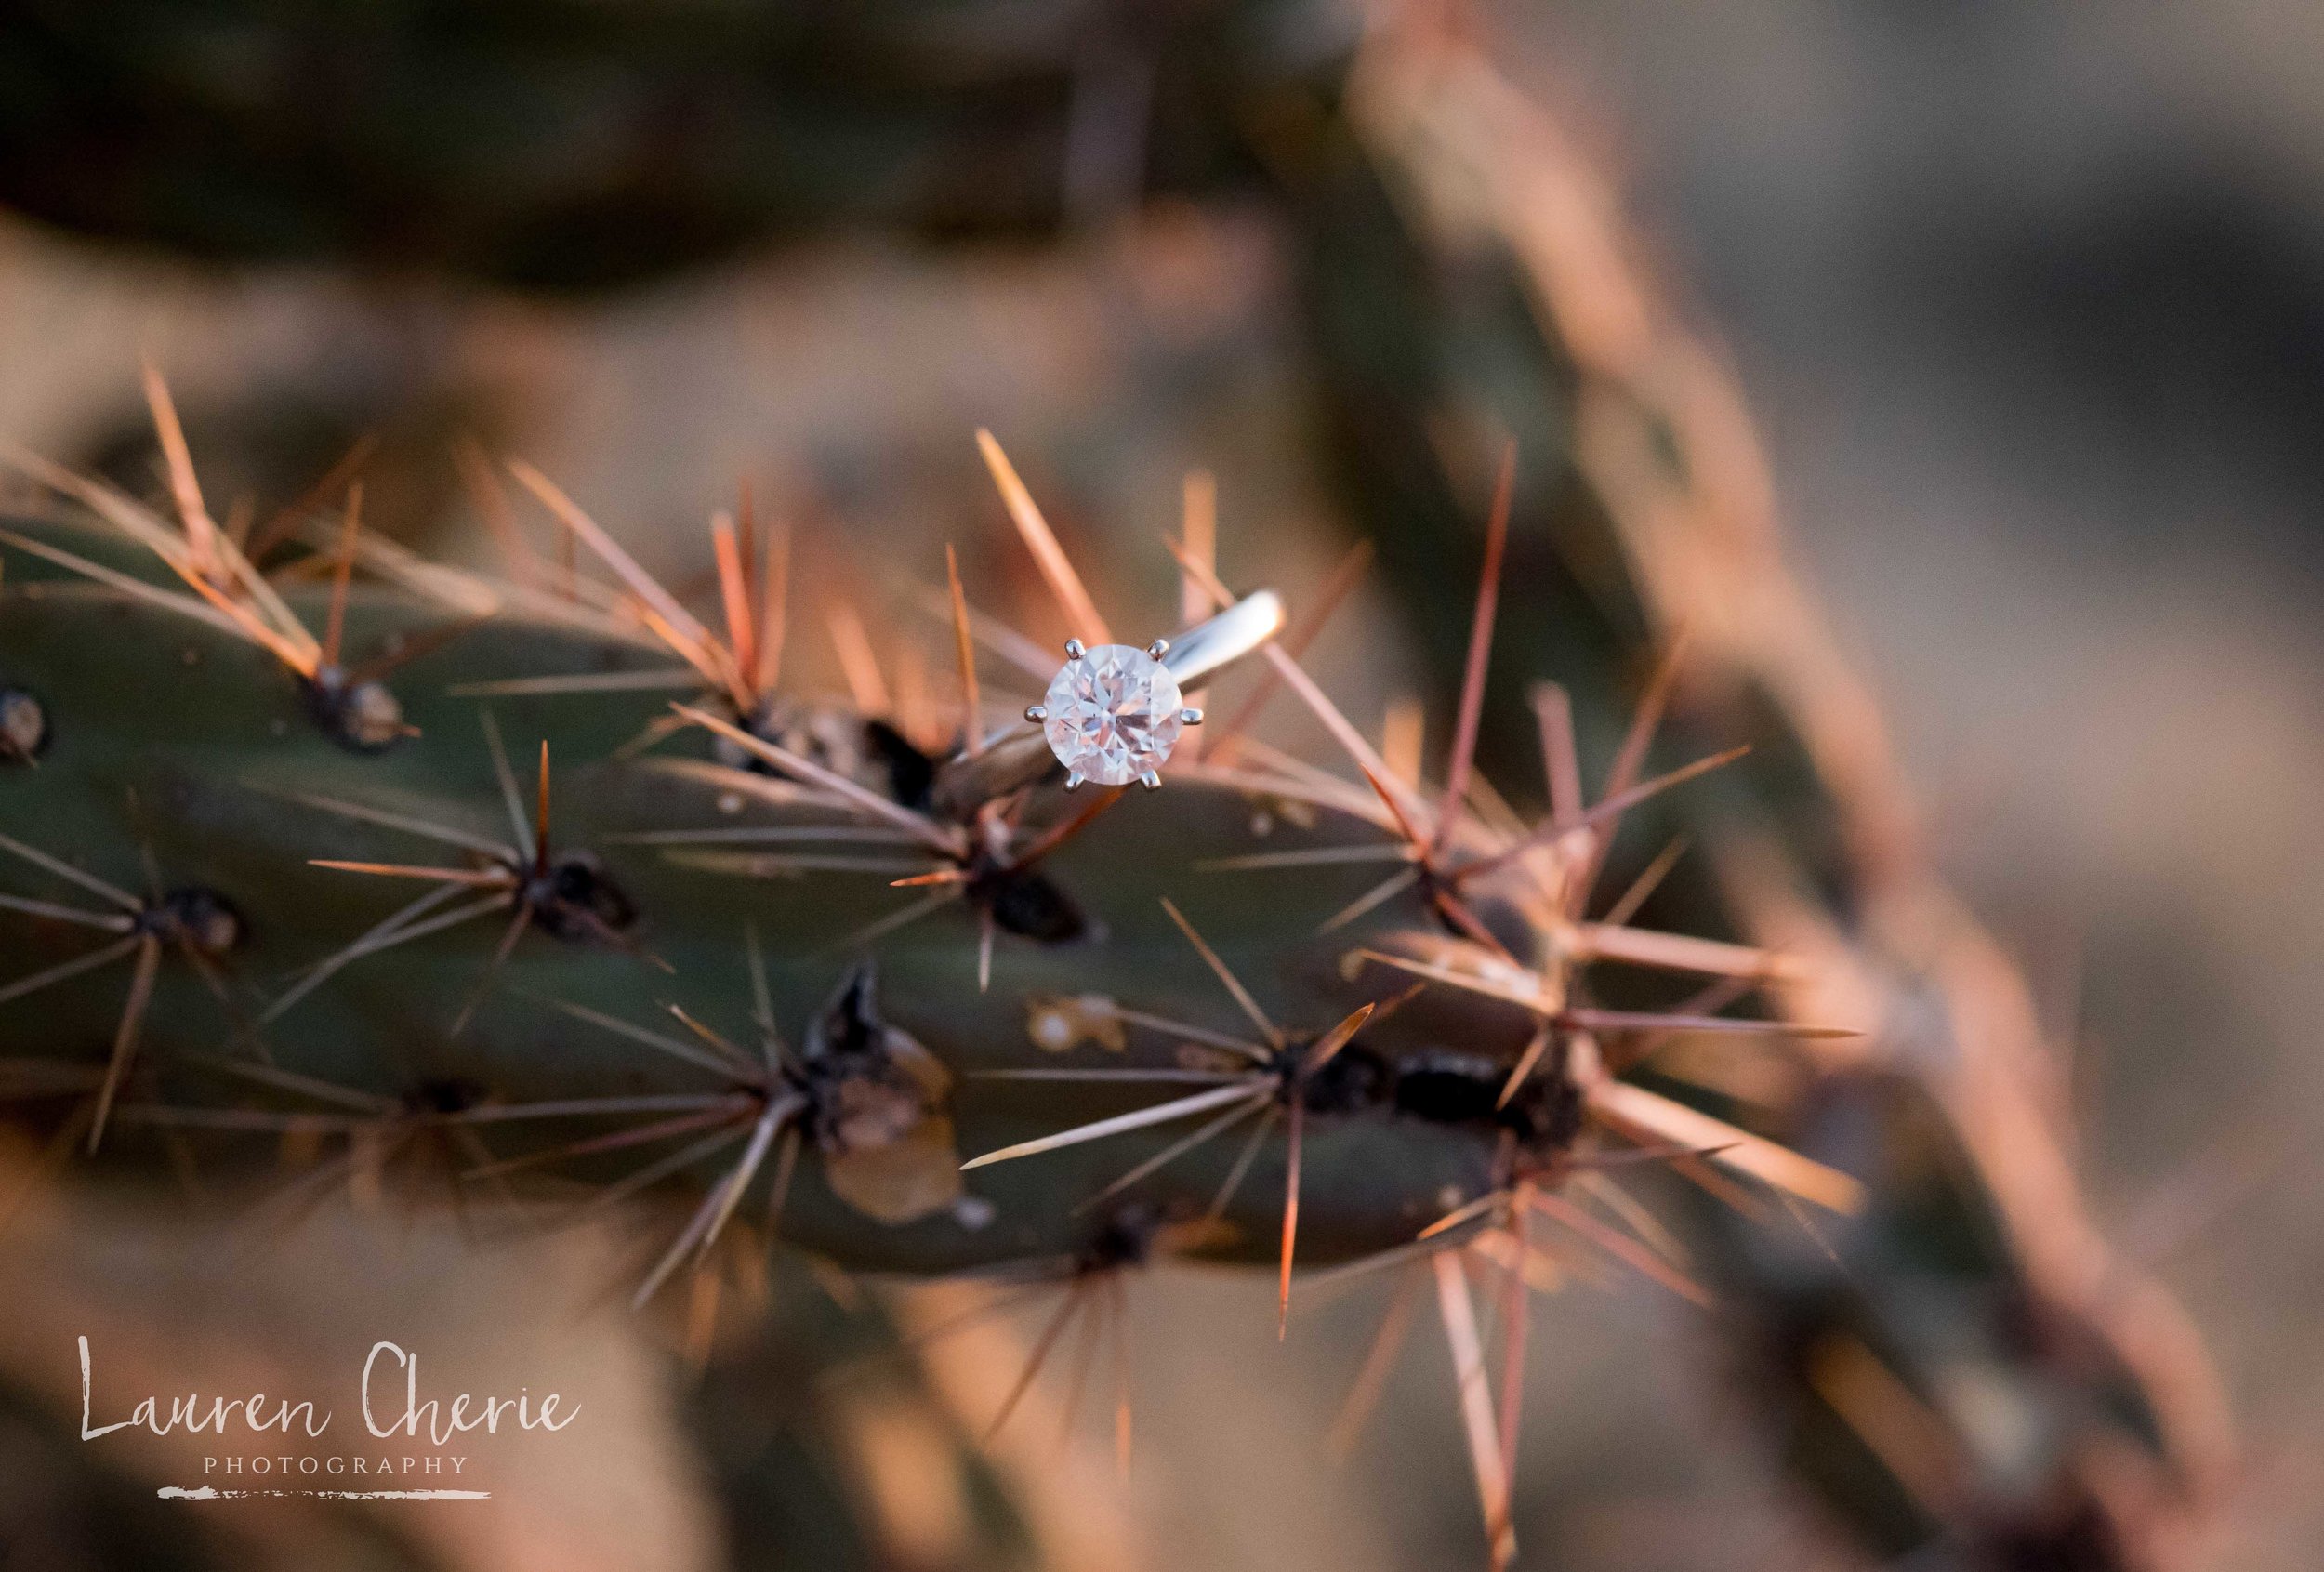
[0,376,1877,1567]
[1275,23,2233,1568]
[0,381,1839,1281]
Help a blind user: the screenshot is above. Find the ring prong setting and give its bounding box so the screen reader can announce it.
[1029,593,1277,791]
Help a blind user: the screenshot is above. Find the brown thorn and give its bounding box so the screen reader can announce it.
[889,868,972,889]
[1529,682,1585,834]
[1054,1277,1103,1454]
[1433,443,1515,859]
[1457,745,1751,886]
[663,1005,758,1075]
[247,432,379,566]
[1598,835,1689,928]
[1528,1188,1711,1306]
[452,440,537,587]
[1168,535,1427,829]
[734,480,758,627]
[0,526,290,670]
[534,741,552,873]
[823,596,891,716]
[765,1124,801,1233]
[1430,885,1522,964]
[1005,785,1126,873]
[1562,1005,1854,1039]
[1575,1170,1693,1269]
[1108,1274,1134,1479]
[321,481,363,671]
[1496,1023,1554,1109]
[976,429,1112,646]
[755,506,791,695]
[140,360,217,569]
[86,935,163,1154]
[1074,1094,1268,1214]
[509,459,726,680]
[0,826,143,913]
[1327,1265,1422,1460]
[1587,1079,1865,1213]
[710,512,759,710]
[344,612,490,686]
[1211,539,1374,752]
[448,902,533,1039]
[1302,1001,1376,1075]
[674,706,962,857]
[945,543,984,756]
[1606,629,1692,803]
[306,860,510,886]
[1583,745,1751,835]
[1315,866,1423,935]
[1159,897,1279,1044]
[1496,1189,1535,1472]
[464,1104,750,1182]
[1433,1250,1516,1570]
[1177,472,1217,763]
[825,887,961,955]
[1178,470,1217,627]
[1355,760,1430,855]
[1379,695,1425,788]
[1204,1103,1278,1223]
[1670,1148,1770,1220]
[1279,1096,1303,1339]
[987,1283,1086,1442]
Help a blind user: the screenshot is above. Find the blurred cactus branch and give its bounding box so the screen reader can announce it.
[1285,17,2232,1566]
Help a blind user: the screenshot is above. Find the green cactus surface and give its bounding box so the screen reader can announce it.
[0,426,1832,1335]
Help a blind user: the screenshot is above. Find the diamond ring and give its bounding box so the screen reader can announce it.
[1024,591,1285,790]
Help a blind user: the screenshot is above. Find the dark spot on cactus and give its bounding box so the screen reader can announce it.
[1392,1050,1580,1149]
[968,862,1090,944]
[521,851,638,941]
[1426,878,1551,969]
[402,1077,490,1116]
[1498,1065,1585,1152]
[1392,1056,1502,1125]
[721,697,1082,940]
[1077,1203,1162,1274]
[301,666,406,753]
[720,699,936,809]
[862,720,936,811]
[0,687,48,762]
[792,960,952,1168]
[139,888,245,956]
[808,962,885,1065]
[1298,1042,1389,1115]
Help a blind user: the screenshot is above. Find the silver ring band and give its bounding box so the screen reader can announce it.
[1159,589,1284,685]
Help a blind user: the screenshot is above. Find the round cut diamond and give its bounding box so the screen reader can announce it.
[1041,644,1185,786]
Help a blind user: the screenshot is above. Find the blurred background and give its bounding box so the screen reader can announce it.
[0,2,2316,1568]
